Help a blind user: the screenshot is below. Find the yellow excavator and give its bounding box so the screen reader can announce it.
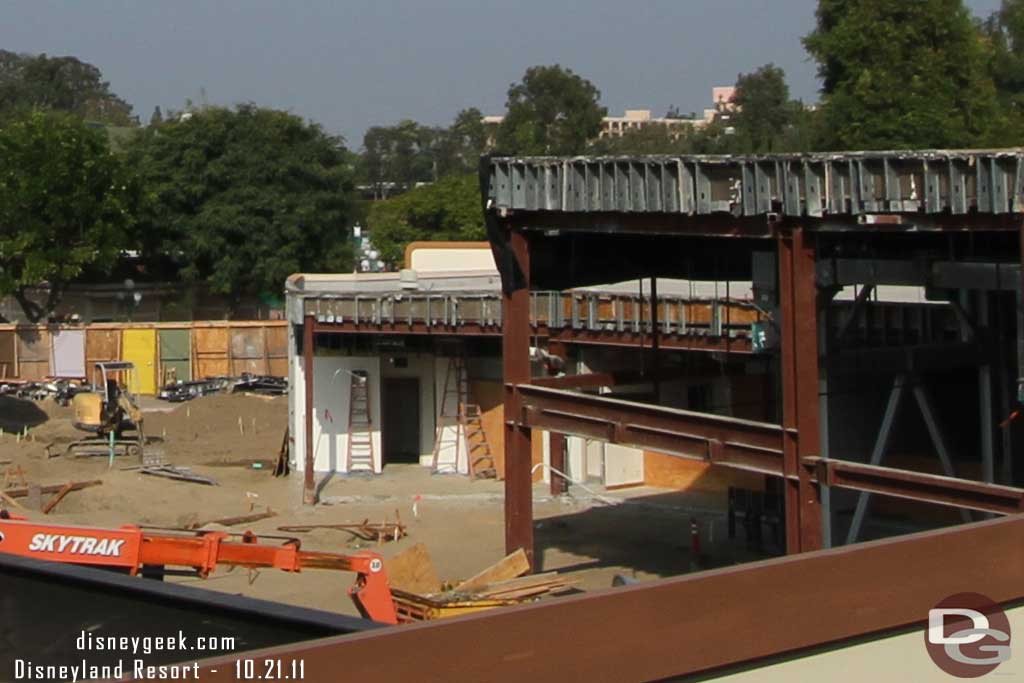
[64,362,145,458]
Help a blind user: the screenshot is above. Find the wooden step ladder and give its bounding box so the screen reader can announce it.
[346,370,375,473]
[462,404,496,480]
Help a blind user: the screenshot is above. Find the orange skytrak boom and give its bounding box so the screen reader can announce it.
[0,514,399,624]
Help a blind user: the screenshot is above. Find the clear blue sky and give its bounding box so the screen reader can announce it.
[0,0,1005,147]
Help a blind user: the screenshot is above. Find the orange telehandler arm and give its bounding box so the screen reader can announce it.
[0,513,398,624]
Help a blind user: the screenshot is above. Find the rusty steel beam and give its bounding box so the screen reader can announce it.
[549,432,568,496]
[778,233,802,552]
[503,229,534,568]
[792,228,823,552]
[530,368,714,391]
[514,384,789,477]
[308,321,754,354]
[545,327,753,353]
[190,515,1024,682]
[807,457,1024,515]
[302,316,316,506]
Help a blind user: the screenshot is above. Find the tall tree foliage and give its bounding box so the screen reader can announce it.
[361,120,439,196]
[730,64,804,153]
[366,174,484,267]
[128,104,355,306]
[497,65,606,155]
[0,50,135,125]
[984,0,1024,133]
[434,107,488,177]
[804,0,1001,149]
[0,111,139,321]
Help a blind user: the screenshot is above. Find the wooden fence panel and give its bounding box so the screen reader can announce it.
[0,330,15,379]
[193,327,230,378]
[266,325,288,377]
[15,328,50,380]
[85,329,120,374]
[230,327,267,375]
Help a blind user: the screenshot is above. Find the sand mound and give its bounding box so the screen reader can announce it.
[144,393,287,464]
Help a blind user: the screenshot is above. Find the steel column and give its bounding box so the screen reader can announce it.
[649,278,660,391]
[549,432,568,496]
[778,234,800,552]
[302,316,316,506]
[979,293,995,487]
[503,228,534,567]
[778,229,823,553]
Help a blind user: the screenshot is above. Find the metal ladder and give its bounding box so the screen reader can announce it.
[432,355,468,474]
[346,370,375,473]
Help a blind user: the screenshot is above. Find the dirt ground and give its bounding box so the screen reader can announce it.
[0,393,757,619]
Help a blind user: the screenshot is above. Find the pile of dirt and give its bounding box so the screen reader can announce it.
[144,394,288,464]
[0,396,55,432]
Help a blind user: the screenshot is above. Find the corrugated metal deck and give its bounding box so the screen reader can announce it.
[485,150,1024,217]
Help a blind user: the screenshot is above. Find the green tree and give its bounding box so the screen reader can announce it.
[804,0,1001,149]
[366,174,484,267]
[984,1,1024,118]
[0,111,139,321]
[435,107,488,177]
[497,65,606,155]
[361,120,439,196]
[731,64,803,153]
[128,104,355,307]
[0,50,135,125]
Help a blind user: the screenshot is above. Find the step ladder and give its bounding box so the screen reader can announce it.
[346,370,375,473]
[462,404,496,480]
[432,355,468,474]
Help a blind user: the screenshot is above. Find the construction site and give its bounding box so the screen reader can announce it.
[2,150,1024,681]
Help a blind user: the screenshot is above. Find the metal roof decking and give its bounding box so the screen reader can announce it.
[485,150,1024,218]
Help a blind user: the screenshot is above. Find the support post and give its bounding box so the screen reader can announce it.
[503,228,535,567]
[978,292,995,487]
[650,277,661,402]
[549,432,568,496]
[303,316,316,506]
[778,228,823,553]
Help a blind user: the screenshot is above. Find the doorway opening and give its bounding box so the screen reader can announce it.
[382,377,421,465]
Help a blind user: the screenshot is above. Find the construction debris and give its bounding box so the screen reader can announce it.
[3,480,102,499]
[386,545,576,622]
[453,548,529,593]
[278,512,406,543]
[42,483,75,514]
[185,509,277,530]
[0,479,102,513]
[205,459,276,470]
[0,379,88,406]
[274,428,290,477]
[158,374,288,403]
[138,465,218,486]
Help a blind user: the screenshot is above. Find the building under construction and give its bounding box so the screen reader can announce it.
[8,149,1024,681]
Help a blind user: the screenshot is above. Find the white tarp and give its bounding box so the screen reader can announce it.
[50,329,86,378]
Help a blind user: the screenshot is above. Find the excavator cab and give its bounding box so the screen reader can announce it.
[65,362,145,459]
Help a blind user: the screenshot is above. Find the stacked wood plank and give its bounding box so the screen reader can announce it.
[387,546,578,622]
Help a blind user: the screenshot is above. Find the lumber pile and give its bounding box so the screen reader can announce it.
[454,572,577,601]
[387,546,577,622]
